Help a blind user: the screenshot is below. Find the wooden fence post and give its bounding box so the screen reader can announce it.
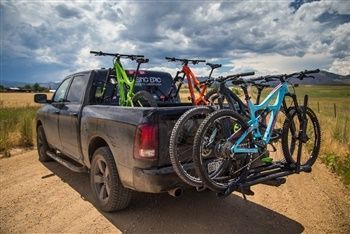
[317,102,320,113]
[333,103,337,118]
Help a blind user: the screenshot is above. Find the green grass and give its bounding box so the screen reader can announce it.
[321,153,350,186]
[0,107,38,155]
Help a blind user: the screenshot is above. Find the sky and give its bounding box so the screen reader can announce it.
[1,0,350,83]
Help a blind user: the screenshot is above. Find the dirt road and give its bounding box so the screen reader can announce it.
[1,150,349,233]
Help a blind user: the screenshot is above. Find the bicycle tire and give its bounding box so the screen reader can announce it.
[205,88,246,114]
[132,90,158,107]
[204,89,219,104]
[281,106,321,167]
[193,109,250,192]
[169,106,214,187]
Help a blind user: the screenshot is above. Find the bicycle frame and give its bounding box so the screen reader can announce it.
[91,51,146,107]
[181,64,208,105]
[114,59,135,106]
[231,82,289,154]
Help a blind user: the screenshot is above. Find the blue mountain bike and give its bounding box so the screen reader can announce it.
[192,69,321,195]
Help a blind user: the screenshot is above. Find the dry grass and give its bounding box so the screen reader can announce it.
[0,92,53,108]
[0,93,52,156]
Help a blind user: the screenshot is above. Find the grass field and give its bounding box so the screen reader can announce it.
[1,87,349,185]
[0,92,53,107]
[0,93,53,156]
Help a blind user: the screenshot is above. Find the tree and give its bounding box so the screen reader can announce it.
[24,84,32,90]
[33,83,40,92]
[0,85,4,91]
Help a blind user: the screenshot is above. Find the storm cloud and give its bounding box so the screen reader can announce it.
[1,0,349,82]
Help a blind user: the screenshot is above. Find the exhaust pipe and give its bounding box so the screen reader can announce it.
[168,187,183,197]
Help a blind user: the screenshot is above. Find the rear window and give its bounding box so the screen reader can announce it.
[133,70,175,100]
[91,70,176,105]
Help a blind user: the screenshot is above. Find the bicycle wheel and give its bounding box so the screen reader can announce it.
[132,91,158,107]
[205,88,246,114]
[169,106,214,187]
[281,106,321,167]
[193,109,251,192]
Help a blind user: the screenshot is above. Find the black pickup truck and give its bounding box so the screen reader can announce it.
[35,69,192,211]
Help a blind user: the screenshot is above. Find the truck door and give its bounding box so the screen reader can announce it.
[44,77,72,150]
[58,73,89,161]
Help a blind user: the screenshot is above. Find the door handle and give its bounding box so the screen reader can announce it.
[70,112,78,117]
[54,110,60,114]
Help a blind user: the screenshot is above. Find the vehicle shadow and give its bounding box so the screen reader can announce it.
[43,162,304,233]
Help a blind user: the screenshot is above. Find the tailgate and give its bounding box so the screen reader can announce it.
[156,106,192,167]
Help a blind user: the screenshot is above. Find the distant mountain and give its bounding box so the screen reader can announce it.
[0,80,60,89]
[288,71,350,85]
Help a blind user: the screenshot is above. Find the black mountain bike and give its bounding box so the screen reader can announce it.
[169,72,259,187]
[192,70,321,196]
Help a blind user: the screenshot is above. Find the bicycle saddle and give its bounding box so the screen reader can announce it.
[136,58,149,64]
[206,63,222,69]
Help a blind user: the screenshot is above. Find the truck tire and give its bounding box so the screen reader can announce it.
[132,91,158,107]
[37,125,52,162]
[90,147,132,212]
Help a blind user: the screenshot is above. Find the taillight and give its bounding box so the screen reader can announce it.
[133,124,158,160]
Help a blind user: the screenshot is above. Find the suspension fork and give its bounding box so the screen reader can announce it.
[295,95,309,172]
[172,71,185,99]
[183,65,197,104]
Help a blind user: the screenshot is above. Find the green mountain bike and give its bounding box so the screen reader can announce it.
[90,51,157,107]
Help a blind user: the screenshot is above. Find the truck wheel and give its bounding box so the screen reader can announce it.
[90,147,132,212]
[37,125,52,162]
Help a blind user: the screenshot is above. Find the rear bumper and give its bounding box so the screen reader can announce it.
[132,165,188,193]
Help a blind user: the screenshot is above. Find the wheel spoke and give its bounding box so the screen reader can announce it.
[97,160,105,174]
[104,167,109,177]
[94,175,103,184]
[99,184,107,200]
[105,182,111,196]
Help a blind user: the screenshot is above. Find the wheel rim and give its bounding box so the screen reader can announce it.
[199,115,245,189]
[92,157,111,202]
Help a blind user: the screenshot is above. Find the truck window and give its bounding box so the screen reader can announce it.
[66,75,89,103]
[53,78,72,102]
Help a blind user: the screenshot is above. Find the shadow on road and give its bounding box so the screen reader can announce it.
[43,162,304,233]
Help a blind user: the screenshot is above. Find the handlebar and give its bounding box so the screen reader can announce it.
[285,69,320,79]
[218,71,255,82]
[165,57,206,65]
[249,69,320,83]
[90,50,145,60]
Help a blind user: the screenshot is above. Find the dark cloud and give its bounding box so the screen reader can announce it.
[317,11,350,26]
[55,4,81,19]
[1,0,350,81]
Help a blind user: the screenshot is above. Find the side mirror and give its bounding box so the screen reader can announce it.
[34,94,49,104]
